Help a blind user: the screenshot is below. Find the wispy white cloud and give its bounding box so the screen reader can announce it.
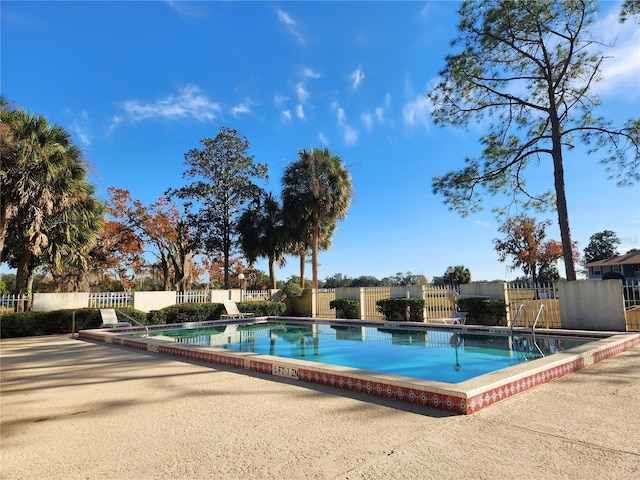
[278,67,318,125]
[336,105,358,145]
[166,1,207,18]
[590,8,640,98]
[70,110,91,146]
[114,85,221,126]
[418,3,432,19]
[274,94,289,107]
[107,116,123,137]
[295,83,309,102]
[361,112,373,132]
[277,8,305,45]
[302,66,320,79]
[319,132,329,146]
[375,106,385,123]
[296,104,305,120]
[380,93,391,117]
[361,94,391,132]
[231,98,254,117]
[402,95,432,129]
[349,67,365,90]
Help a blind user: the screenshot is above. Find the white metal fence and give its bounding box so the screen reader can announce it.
[0,294,29,312]
[623,279,640,331]
[88,292,132,309]
[242,290,272,301]
[85,289,275,309]
[176,290,210,304]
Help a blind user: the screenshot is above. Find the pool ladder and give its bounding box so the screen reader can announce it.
[531,304,544,332]
[510,304,544,334]
[510,304,545,358]
[116,309,149,337]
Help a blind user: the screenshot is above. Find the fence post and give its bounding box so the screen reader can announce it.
[502,282,511,327]
[311,289,317,318]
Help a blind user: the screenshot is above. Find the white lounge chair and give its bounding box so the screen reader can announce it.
[428,311,468,325]
[100,309,132,328]
[221,300,254,319]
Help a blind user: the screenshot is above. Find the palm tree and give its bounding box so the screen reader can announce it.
[284,213,335,289]
[281,148,353,290]
[237,191,287,289]
[1,103,102,299]
[39,183,105,292]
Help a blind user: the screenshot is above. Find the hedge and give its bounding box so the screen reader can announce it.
[146,301,286,324]
[376,298,425,322]
[0,309,102,338]
[146,303,223,324]
[329,298,360,319]
[457,298,507,326]
[0,301,288,338]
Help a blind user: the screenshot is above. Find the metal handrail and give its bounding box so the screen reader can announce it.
[115,310,149,337]
[510,304,524,334]
[532,304,545,332]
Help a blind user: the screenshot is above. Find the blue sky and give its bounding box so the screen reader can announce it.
[2,1,639,283]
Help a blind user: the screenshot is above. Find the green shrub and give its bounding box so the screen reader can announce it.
[457,298,507,326]
[116,308,149,325]
[281,280,303,299]
[147,303,223,324]
[146,301,286,325]
[0,308,103,338]
[329,298,360,319]
[0,300,289,338]
[241,300,286,316]
[376,298,425,322]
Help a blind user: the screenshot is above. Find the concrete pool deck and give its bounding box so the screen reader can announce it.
[1,335,639,479]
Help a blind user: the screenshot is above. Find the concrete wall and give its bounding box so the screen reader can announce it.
[133,291,177,313]
[32,292,89,312]
[460,282,507,301]
[559,280,627,331]
[211,290,240,303]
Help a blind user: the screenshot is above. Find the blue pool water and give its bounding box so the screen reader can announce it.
[137,322,594,383]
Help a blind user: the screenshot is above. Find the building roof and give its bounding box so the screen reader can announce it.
[586,251,640,267]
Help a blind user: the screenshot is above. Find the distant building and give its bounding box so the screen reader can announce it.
[586,252,640,281]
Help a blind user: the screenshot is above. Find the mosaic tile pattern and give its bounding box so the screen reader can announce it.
[79,326,640,415]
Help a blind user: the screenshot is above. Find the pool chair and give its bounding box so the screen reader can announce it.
[221,300,254,319]
[100,309,132,328]
[428,311,468,325]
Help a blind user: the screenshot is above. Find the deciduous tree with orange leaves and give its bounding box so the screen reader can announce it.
[107,187,197,291]
[493,216,572,285]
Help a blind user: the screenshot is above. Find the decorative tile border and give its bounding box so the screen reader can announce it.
[78,320,640,415]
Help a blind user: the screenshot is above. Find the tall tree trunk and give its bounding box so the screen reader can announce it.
[551,123,577,281]
[76,270,90,292]
[312,212,319,290]
[268,255,276,289]
[160,258,171,291]
[299,253,306,288]
[223,217,231,289]
[25,268,35,311]
[14,245,31,311]
[0,204,11,260]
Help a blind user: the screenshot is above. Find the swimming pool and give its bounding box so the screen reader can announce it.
[79,317,640,414]
[135,322,594,384]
